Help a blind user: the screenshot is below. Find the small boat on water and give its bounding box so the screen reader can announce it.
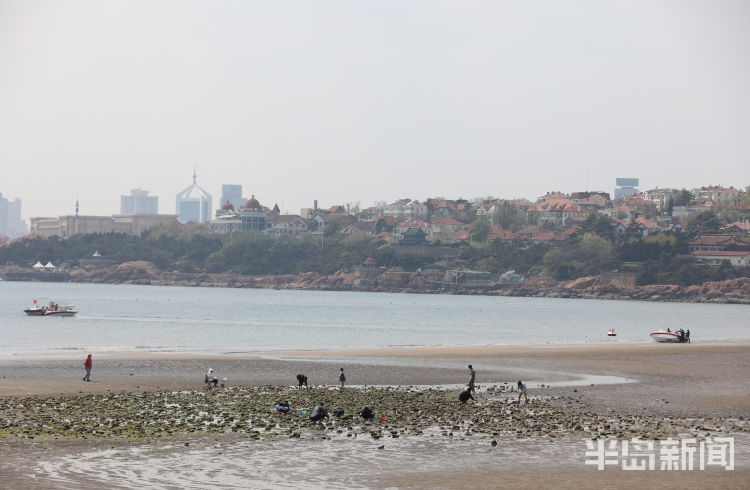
[43,305,78,316]
[650,329,689,343]
[24,306,46,316]
[607,329,617,337]
[24,301,78,317]
[24,299,47,315]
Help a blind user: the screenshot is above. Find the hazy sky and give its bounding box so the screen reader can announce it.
[2,0,749,220]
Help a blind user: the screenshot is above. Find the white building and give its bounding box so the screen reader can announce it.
[29,214,179,238]
[176,171,212,224]
[383,200,429,220]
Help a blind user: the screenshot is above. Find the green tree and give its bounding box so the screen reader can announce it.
[493,203,525,230]
[469,219,490,242]
[672,189,693,207]
[687,211,722,237]
[543,233,616,278]
[580,213,616,242]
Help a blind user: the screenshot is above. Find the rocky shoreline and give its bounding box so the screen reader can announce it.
[2,261,749,304]
[3,384,747,443]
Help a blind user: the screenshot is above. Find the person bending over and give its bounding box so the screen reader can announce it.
[205,368,218,387]
[517,380,528,403]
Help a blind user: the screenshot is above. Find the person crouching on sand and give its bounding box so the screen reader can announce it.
[205,368,218,387]
[517,380,528,403]
[83,354,92,382]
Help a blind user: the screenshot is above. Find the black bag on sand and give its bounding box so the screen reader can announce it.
[309,405,328,421]
[459,390,473,403]
[360,406,374,419]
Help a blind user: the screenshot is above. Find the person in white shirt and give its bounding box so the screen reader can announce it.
[205,368,218,387]
[517,380,528,403]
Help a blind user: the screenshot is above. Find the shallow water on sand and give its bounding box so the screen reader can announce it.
[30,431,750,489]
[2,281,748,356]
[34,433,584,489]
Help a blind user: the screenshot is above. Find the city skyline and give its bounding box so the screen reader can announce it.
[2,1,749,221]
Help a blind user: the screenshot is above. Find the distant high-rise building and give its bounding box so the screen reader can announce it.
[121,188,159,214]
[0,192,27,239]
[615,178,640,200]
[176,171,212,224]
[220,184,244,210]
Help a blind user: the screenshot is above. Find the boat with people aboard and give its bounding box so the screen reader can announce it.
[650,328,690,343]
[23,299,46,316]
[24,300,78,317]
[607,329,616,336]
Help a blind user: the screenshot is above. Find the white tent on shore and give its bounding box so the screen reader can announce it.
[44,262,56,269]
[32,261,44,269]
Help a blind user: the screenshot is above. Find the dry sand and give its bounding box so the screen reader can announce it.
[1,343,748,488]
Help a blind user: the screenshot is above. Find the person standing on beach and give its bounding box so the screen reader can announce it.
[468,365,476,394]
[517,380,528,403]
[83,354,92,382]
[338,368,346,388]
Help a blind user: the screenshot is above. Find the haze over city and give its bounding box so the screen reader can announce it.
[1,0,749,221]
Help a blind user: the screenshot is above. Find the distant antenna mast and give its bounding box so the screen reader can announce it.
[75,197,79,235]
[586,171,589,192]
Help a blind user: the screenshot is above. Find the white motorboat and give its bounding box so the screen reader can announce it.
[650,330,688,343]
[25,300,77,317]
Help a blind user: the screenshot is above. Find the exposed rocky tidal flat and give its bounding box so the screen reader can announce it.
[2,385,748,443]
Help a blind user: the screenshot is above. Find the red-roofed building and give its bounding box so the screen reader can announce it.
[487,226,516,241]
[514,225,543,240]
[722,201,750,212]
[688,235,749,253]
[395,218,430,235]
[374,216,397,233]
[560,226,581,237]
[634,217,660,235]
[530,232,562,242]
[693,250,750,267]
[722,221,750,234]
[529,199,587,227]
[444,231,469,244]
[430,217,469,240]
[340,223,370,236]
[310,213,356,233]
[266,215,309,237]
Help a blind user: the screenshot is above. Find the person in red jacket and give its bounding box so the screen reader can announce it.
[83,354,92,381]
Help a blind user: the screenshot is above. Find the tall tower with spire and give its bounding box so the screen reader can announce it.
[176,170,212,223]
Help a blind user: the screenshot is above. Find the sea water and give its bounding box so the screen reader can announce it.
[1,281,748,356]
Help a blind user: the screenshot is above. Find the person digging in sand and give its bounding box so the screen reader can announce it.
[517,380,528,403]
[205,368,218,387]
[459,389,475,404]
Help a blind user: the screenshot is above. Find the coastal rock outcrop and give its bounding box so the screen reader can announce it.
[12,262,747,304]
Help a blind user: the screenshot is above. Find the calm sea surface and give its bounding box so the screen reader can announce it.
[0,281,747,356]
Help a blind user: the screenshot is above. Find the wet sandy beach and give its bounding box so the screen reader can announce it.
[1,343,748,488]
